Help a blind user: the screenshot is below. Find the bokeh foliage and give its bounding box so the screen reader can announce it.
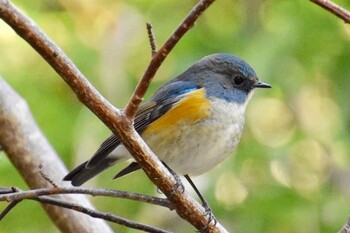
[1,0,350,232]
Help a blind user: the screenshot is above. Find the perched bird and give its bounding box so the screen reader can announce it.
[64,53,270,205]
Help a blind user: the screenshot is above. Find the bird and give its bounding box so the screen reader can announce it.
[63,53,271,208]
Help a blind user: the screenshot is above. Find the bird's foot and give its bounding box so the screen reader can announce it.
[156,171,185,196]
[170,172,185,196]
[161,162,185,196]
[196,201,217,232]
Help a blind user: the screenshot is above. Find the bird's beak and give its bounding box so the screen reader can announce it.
[254,81,271,88]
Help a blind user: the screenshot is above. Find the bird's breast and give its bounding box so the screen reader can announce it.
[142,97,247,176]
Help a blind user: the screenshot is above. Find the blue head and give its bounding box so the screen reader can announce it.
[172,53,271,104]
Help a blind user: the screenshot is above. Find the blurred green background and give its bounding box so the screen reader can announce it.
[1,0,350,232]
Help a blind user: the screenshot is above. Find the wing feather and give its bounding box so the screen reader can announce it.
[86,81,201,168]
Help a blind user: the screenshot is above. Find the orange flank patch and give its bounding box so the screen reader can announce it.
[143,88,211,133]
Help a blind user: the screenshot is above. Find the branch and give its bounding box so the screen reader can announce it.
[0,0,227,232]
[0,186,171,232]
[35,196,171,233]
[310,0,350,23]
[0,200,21,220]
[0,77,113,233]
[0,186,172,209]
[39,164,58,187]
[146,23,157,56]
[340,217,350,233]
[125,0,215,119]
[0,186,172,231]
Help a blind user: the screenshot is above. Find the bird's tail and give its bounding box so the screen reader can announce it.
[63,158,118,186]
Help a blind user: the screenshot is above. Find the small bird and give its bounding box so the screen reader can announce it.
[64,53,270,205]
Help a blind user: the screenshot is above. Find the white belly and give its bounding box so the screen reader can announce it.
[112,99,246,176]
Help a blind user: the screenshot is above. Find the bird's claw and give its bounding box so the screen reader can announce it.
[196,202,217,232]
[170,174,185,196]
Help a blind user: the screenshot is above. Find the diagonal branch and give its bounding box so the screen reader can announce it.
[310,0,350,23]
[124,0,215,119]
[0,200,21,220]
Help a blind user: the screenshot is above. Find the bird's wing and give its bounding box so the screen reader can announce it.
[86,81,202,168]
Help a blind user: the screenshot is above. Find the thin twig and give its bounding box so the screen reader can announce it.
[0,200,21,220]
[0,186,172,230]
[147,23,157,56]
[34,196,172,233]
[0,187,21,221]
[310,0,350,23]
[39,164,58,187]
[124,0,215,119]
[0,187,16,194]
[0,186,173,209]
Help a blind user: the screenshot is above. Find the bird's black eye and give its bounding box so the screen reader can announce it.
[233,75,245,86]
